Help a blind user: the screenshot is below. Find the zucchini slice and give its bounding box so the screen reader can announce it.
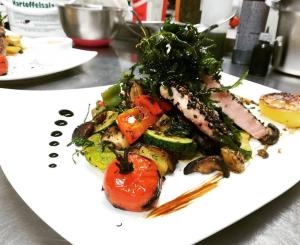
[83,144,116,171]
[143,129,197,158]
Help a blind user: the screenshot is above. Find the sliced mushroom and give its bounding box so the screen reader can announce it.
[102,126,129,150]
[94,111,107,124]
[72,121,95,145]
[221,147,245,173]
[259,123,280,145]
[184,155,229,178]
[129,81,144,103]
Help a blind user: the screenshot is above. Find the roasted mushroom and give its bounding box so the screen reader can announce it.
[72,121,95,146]
[184,155,229,178]
[221,147,245,173]
[259,123,280,145]
[129,81,144,102]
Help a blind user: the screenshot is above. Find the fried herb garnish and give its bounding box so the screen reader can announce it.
[136,20,222,94]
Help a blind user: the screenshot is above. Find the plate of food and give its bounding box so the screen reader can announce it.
[0,21,299,245]
[0,29,97,81]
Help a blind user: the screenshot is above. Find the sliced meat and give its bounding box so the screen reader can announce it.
[160,85,237,143]
[203,76,279,144]
[160,85,214,137]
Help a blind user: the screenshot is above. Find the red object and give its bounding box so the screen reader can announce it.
[229,16,240,29]
[72,38,111,47]
[117,107,157,144]
[132,0,147,22]
[0,55,8,76]
[103,153,162,212]
[97,101,105,107]
[133,95,163,116]
[161,0,169,21]
[158,99,173,112]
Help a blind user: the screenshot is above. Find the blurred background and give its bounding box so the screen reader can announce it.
[0,0,299,79]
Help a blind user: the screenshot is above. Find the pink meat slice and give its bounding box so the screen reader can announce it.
[160,86,215,137]
[203,76,268,139]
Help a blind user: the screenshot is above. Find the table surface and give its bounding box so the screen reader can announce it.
[0,40,299,245]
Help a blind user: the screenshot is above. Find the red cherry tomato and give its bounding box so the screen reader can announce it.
[229,16,240,28]
[0,55,8,76]
[103,153,162,212]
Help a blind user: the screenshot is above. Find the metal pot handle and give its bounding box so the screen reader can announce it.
[272,36,285,67]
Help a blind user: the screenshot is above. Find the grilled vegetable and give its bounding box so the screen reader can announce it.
[94,111,118,132]
[102,126,129,150]
[139,145,176,176]
[240,131,252,160]
[72,121,95,146]
[129,81,144,103]
[221,147,245,173]
[259,92,300,128]
[117,107,157,144]
[184,155,229,177]
[91,100,106,118]
[133,95,162,116]
[103,153,162,211]
[101,84,121,108]
[84,144,116,171]
[143,129,197,158]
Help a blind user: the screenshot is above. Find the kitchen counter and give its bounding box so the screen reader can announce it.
[0,40,299,245]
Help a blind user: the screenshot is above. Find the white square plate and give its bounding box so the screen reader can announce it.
[0,73,299,245]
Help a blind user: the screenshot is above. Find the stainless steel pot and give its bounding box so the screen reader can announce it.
[271,0,300,76]
[58,4,125,43]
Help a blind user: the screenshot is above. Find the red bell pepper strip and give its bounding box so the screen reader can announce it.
[133,95,163,116]
[117,107,157,144]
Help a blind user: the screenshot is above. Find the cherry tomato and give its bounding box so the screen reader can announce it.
[117,107,157,144]
[0,55,8,76]
[229,16,240,29]
[103,153,162,212]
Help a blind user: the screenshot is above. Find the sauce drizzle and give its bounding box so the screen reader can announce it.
[55,120,67,126]
[147,173,223,218]
[59,109,74,117]
[49,153,59,158]
[51,131,62,137]
[49,141,59,146]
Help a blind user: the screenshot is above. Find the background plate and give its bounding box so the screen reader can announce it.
[0,73,299,245]
[0,35,97,81]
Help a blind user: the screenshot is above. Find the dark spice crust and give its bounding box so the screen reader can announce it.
[173,84,237,141]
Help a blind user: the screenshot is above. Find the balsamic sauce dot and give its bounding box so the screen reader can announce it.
[59,109,74,117]
[51,131,62,137]
[49,153,58,158]
[55,120,67,126]
[48,163,57,168]
[49,141,59,146]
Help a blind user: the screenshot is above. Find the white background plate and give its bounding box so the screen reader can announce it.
[0,73,299,245]
[0,35,97,81]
